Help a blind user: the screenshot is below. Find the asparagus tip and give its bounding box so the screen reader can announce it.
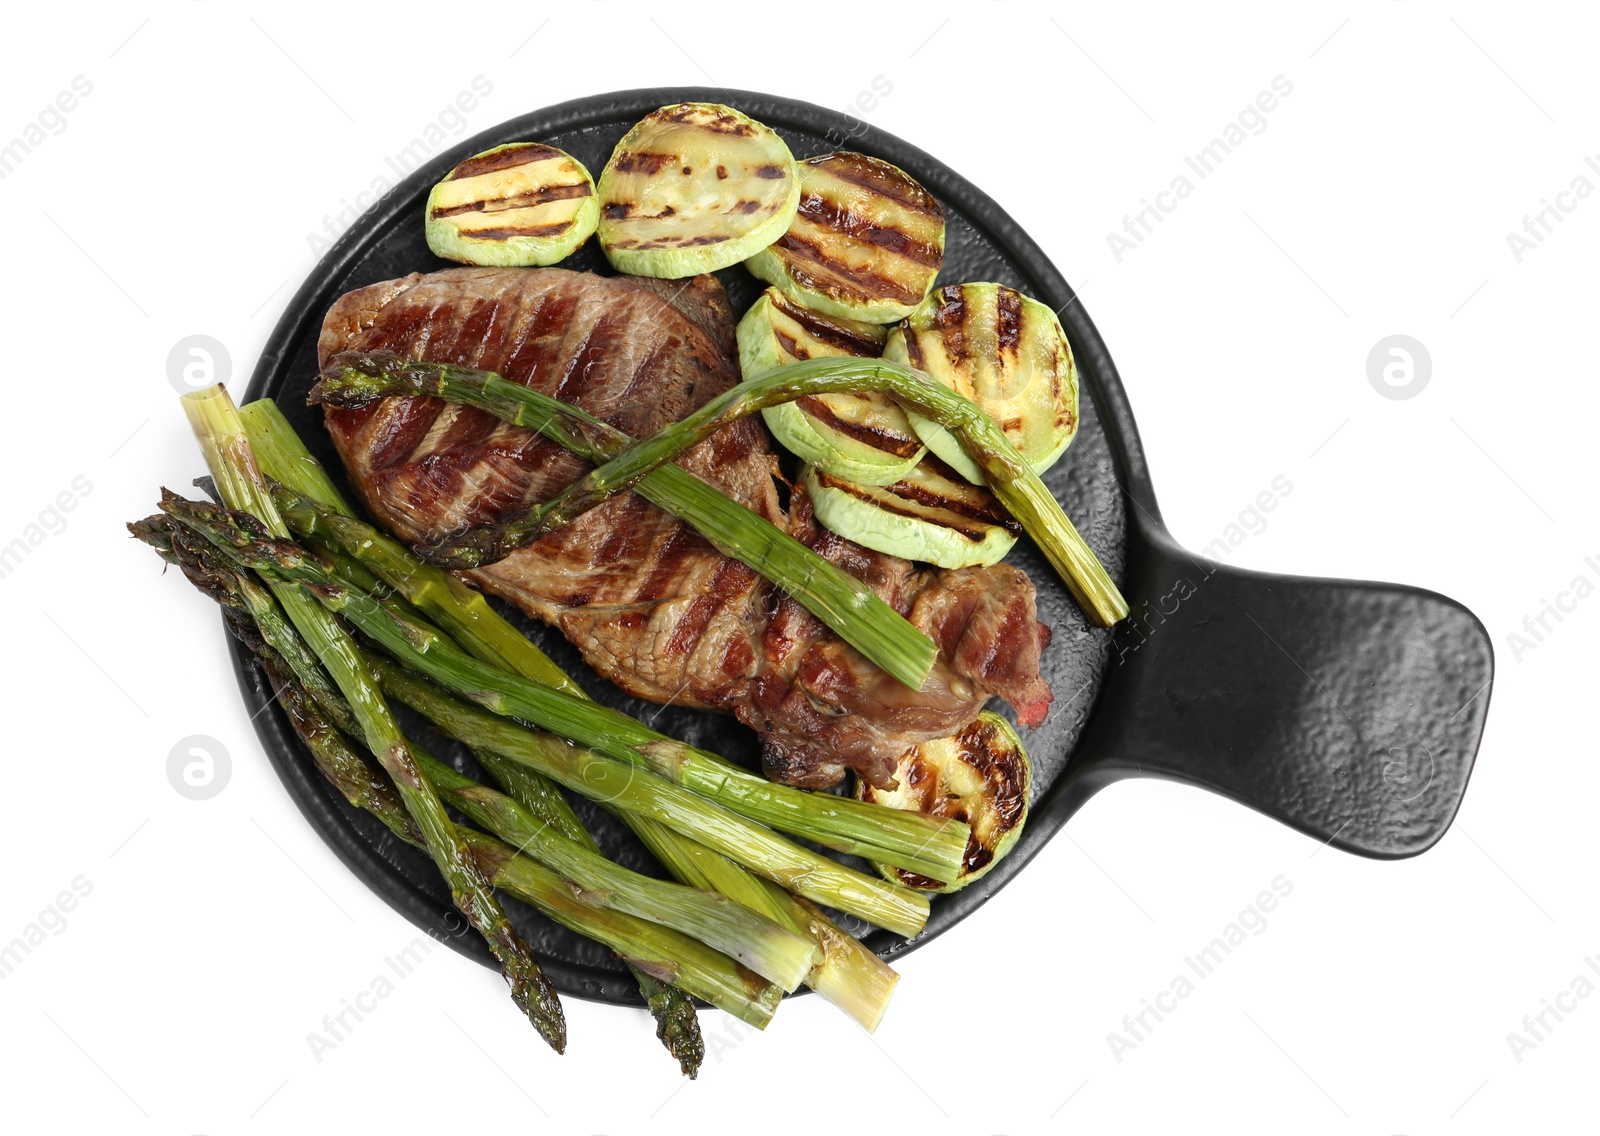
[413,528,497,570]
[308,350,418,409]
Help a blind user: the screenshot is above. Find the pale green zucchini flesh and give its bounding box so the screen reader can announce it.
[884,282,1079,484]
[745,150,946,324]
[856,712,1031,893]
[596,103,800,277]
[740,288,925,485]
[425,142,598,266]
[802,458,1020,570]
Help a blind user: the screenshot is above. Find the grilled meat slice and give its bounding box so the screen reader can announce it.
[623,273,739,361]
[752,488,1050,788]
[319,266,1052,789]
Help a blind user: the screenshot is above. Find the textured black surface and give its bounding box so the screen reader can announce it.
[236,88,1493,1006]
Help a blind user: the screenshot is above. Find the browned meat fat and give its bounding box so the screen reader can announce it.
[319,266,1051,789]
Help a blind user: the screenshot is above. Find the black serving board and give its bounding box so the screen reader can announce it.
[237,88,1493,1005]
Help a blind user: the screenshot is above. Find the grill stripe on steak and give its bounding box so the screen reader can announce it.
[319,266,1051,789]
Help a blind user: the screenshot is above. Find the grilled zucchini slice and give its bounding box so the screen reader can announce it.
[744,151,946,324]
[425,142,598,266]
[739,288,925,485]
[596,103,800,278]
[802,458,1020,569]
[884,283,1079,485]
[856,712,1030,893]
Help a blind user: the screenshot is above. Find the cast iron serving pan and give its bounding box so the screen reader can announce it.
[238,88,1494,1003]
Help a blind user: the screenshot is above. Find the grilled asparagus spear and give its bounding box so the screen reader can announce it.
[180,386,567,1052]
[156,491,936,935]
[132,515,774,1044]
[403,353,1124,627]
[885,282,1079,484]
[241,398,900,1030]
[737,286,924,487]
[306,352,938,691]
[134,515,777,1049]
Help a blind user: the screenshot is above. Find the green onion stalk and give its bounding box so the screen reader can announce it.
[307,352,937,690]
[180,386,567,1053]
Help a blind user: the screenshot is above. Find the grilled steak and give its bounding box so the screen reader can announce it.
[319,266,1052,789]
[623,273,739,361]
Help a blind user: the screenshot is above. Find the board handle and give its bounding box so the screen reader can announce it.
[1067,527,1494,858]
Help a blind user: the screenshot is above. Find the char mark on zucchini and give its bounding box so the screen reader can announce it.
[425,142,600,267]
[745,151,947,324]
[596,103,801,278]
[766,290,884,355]
[429,182,593,220]
[738,287,923,488]
[886,282,1080,485]
[793,395,926,459]
[451,141,567,179]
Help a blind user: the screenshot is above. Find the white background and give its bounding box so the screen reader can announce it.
[1,3,1594,1132]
